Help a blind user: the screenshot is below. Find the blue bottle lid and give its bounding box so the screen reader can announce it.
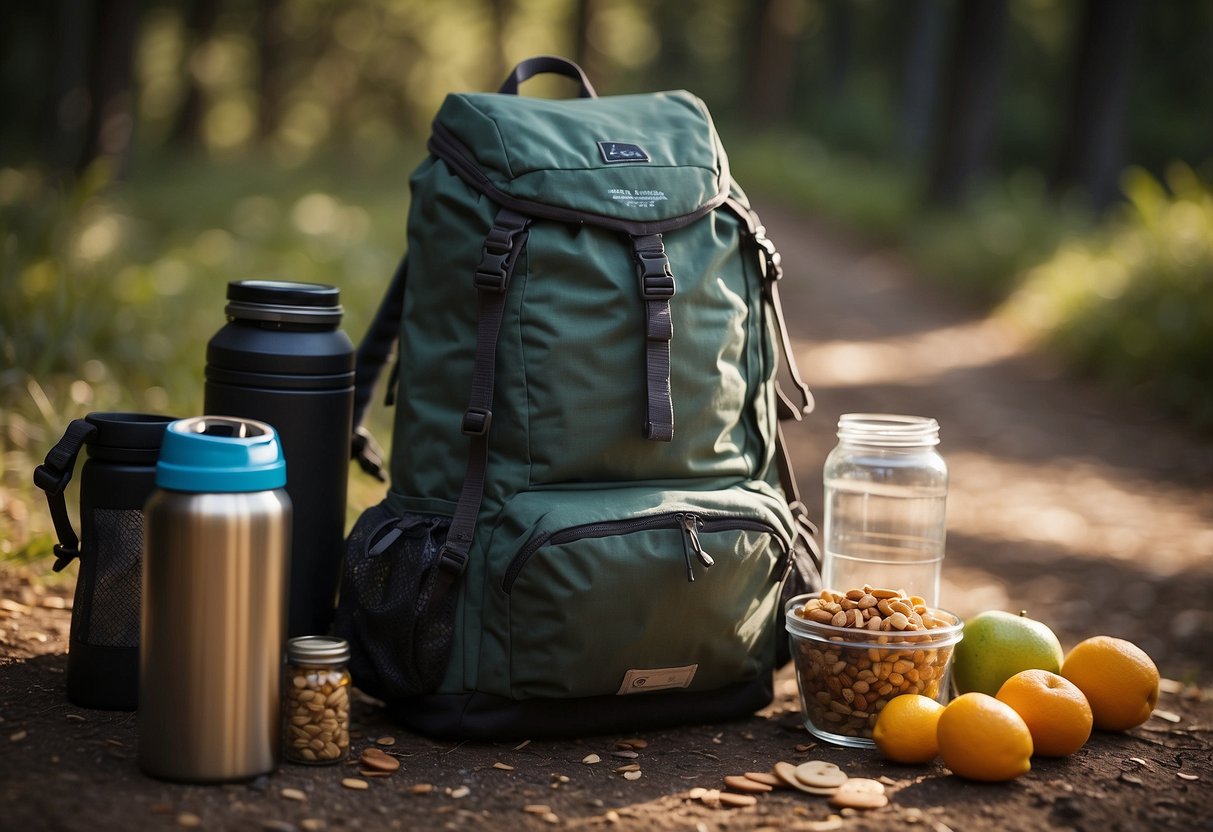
[155,416,287,493]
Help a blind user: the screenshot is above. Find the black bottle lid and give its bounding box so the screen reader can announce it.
[225,280,344,326]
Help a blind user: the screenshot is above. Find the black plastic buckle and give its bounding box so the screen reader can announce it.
[474,214,530,293]
[436,543,469,576]
[33,463,71,495]
[637,253,675,299]
[461,407,492,436]
[51,543,79,573]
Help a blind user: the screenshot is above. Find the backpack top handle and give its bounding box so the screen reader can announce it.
[498,55,598,98]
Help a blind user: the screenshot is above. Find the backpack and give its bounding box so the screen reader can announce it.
[337,56,821,740]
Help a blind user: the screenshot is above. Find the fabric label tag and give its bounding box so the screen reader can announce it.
[616,664,698,695]
[598,141,651,164]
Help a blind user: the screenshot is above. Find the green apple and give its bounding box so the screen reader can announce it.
[951,610,1064,697]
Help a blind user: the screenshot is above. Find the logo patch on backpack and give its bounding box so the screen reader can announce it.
[616,664,698,694]
[598,141,650,164]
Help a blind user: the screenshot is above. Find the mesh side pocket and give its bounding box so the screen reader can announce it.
[335,502,456,701]
[79,508,144,648]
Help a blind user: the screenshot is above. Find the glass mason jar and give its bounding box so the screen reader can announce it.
[821,414,948,606]
[283,636,352,765]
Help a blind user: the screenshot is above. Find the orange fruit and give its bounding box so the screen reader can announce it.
[936,692,1033,782]
[1061,636,1160,731]
[995,669,1093,756]
[872,694,944,764]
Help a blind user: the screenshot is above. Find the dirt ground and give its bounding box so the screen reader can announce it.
[2,205,1211,831]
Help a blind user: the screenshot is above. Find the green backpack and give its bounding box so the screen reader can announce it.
[337,57,820,739]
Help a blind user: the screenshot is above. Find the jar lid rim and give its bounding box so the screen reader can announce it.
[837,413,940,446]
[286,635,350,664]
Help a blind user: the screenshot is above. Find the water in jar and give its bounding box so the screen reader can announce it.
[822,477,946,604]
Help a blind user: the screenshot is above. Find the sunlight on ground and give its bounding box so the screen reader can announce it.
[947,452,1213,574]
[800,317,1028,388]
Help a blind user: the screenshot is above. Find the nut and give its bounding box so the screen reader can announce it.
[791,586,955,740]
[284,667,351,764]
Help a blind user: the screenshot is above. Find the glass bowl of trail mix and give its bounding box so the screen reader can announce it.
[785,587,963,748]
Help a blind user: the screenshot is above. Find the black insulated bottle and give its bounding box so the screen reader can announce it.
[204,280,355,638]
[33,411,176,710]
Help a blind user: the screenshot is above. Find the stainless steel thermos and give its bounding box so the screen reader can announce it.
[139,416,290,782]
[204,280,354,638]
[33,412,176,710]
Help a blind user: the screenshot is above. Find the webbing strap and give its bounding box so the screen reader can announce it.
[631,233,676,442]
[429,208,531,611]
[32,419,98,572]
[349,254,408,482]
[752,222,814,420]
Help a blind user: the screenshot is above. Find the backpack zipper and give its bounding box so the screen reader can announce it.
[676,513,713,582]
[502,511,785,594]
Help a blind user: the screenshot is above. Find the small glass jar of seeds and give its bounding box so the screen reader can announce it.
[283,636,351,765]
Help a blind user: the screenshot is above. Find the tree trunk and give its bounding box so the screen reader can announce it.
[46,0,91,172]
[76,0,139,176]
[170,0,221,148]
[487,0,512,87]
[927,0,1010,206]
[257,0,284,141]
[743,0,803,126]
[571,0,610,91]
[1051,0,1141,211]
[823,0,854,103]
[895,0,946,161]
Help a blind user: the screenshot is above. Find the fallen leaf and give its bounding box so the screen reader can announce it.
[492,762,514,771]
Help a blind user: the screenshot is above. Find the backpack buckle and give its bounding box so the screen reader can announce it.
[461,406,492,436]
[633,235,676,299]
[754,226,783,282]
[436,543,469,576]
[474,210,531,293]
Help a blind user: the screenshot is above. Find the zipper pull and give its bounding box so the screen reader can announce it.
[678,514,714,582]
[677,513,696,582]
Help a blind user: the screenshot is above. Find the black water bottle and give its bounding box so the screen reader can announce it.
[204,280,355,637]
[33,412,177,710]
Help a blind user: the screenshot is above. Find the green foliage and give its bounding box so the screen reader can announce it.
[903,172,1093,301]
[733,135,1213,433]
[1,150,418,563]
[728,131,916,242]
[999,165,1213,429]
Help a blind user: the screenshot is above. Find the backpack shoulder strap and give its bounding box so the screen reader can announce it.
[349,254,408,481]
[430,207,532,610]
[725,197,814,420]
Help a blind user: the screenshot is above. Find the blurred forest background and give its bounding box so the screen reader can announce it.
[1,0,1211,565]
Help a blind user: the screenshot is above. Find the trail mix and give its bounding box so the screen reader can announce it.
[284,666,351,764]
[791,586,958,740]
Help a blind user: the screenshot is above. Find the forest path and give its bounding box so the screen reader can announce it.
[763,203,1213,681]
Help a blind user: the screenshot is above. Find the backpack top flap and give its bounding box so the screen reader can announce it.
[428,89,731,231]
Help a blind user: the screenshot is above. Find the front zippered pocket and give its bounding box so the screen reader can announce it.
[502,511,784,593]
[476,482,794,700]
